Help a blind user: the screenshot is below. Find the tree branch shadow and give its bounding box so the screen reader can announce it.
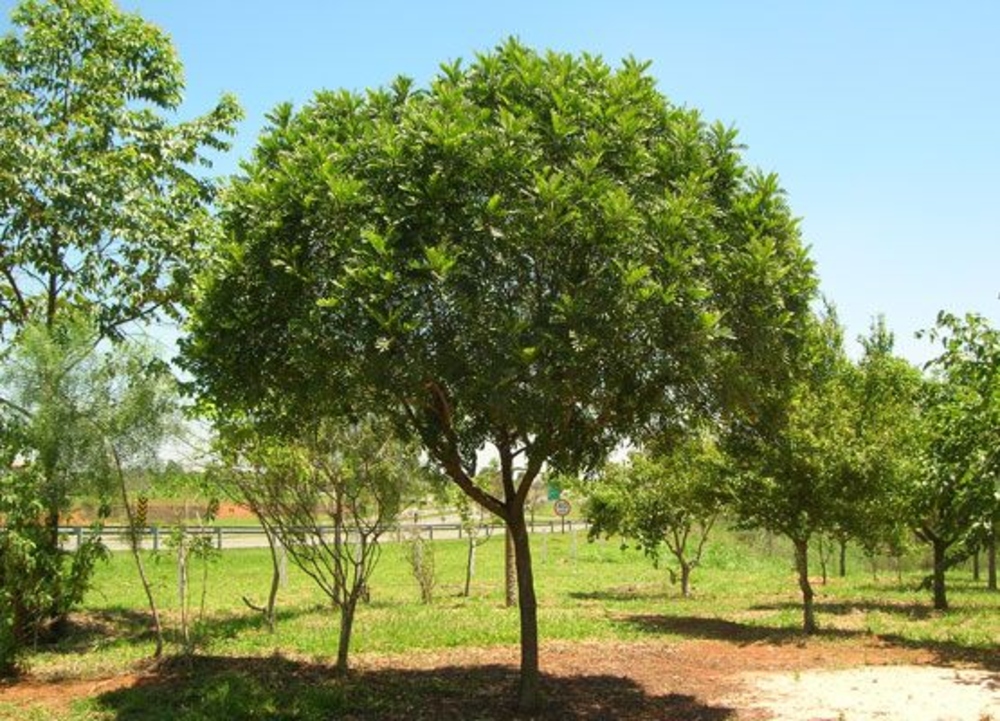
[570,585,676,604]
[619,614,841,645]
[749,599,936,620]
[94,654,738,720]
[39,606,312,659]
[618,612,1000,672]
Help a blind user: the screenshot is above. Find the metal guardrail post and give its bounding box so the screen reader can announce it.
[152,526,159,552]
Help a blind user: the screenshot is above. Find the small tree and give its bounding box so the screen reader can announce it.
[214,417,424,673]
[0,314,112,656]
[585,436,726,597]
[437,481,496,598]
[729,309,856,634]
[168,498,219,654]
[407,532,437,604]
[99,342,179,659]
[914,312,1000,609]
[843,319,923,576]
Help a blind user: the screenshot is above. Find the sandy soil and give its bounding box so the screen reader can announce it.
[734,665,1000,721]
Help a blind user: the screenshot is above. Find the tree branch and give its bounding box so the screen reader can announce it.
[1,266,29,324]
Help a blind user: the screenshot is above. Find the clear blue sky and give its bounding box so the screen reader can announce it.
[4,1,999,365]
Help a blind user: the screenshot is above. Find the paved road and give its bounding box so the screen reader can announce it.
[59,518,590,552]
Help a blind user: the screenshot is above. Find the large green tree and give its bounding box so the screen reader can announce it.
[0,0,240,338]
[183,40,815,710]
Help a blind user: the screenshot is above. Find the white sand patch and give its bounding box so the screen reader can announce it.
[734,665,1000,720]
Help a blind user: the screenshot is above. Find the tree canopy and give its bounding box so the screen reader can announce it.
[0,0,240,339]
[183,39,816,710]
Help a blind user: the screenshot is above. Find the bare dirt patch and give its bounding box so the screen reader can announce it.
[734,665,1000,721]
[0,638,996,719]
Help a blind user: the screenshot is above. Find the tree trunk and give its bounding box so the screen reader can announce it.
[177,544,190,649]
[126,525,163,656]
[335,595,358,674]
[931,538,949,611]
[508,509,540,713]
[113,449,163,656]
[838,538,847,578]
[504,528,517,608]
[817,537,829,586]
[43,504,63,624]
[264,531,281,631]
[679,561,691,598]
[464,537,475,598]
[972,550,981,582]
[793,538,817,634]
[988,522,997,592]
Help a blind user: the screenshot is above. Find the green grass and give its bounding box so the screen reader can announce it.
[6,526,999,719]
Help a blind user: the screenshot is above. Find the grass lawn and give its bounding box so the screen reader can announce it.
[4,526,998,719]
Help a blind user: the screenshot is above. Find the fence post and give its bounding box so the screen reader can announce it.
[152,526,159,552]
[216,527,223,550]
[75,526,83,551]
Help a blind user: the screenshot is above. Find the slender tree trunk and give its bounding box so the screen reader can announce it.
[43,502,63,625]
[264,530,281,631]
[931,538,949,611]
[336,596,358,674]
[464,537,475,598]
[118,480,163,656]
[508,509,540,713]
[44,508,60,554]
[793,538,817,634]
[504,528,517,608]
[177,543,190,649]
[817,537,829,586]
[988,522,997,592]
[679,561,691,598]
[972,550,981,582]
[838,538,847,578]
[986,526,997,591]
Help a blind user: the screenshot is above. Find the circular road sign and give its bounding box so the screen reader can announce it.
[553,498,572,517]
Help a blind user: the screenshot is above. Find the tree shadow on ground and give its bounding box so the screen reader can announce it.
[620,614,857,645]
[620,613,1000,672]
[34,606,312,664]
[749,599,936,620]
[35,608,157,655]
[570,585,676,604]
[875,633,1000,672]
[93,654,737,720]
[192,606,314,641]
